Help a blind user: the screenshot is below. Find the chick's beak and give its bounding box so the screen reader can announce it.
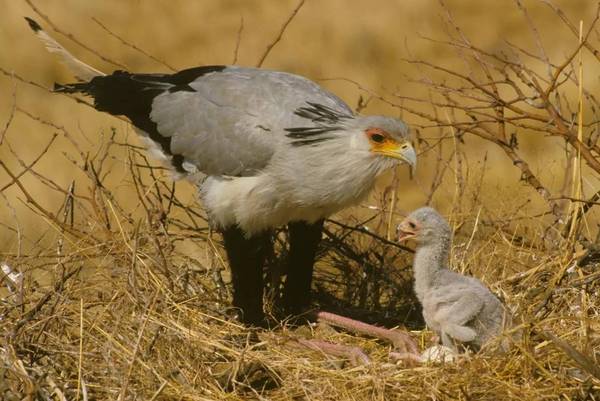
[396,220,417,242]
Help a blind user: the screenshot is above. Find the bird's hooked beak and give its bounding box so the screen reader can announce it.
[396,218,418,242]
[378,141,417,167]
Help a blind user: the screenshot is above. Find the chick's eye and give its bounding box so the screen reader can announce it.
[371,133,385,143]
[408,222,416,229]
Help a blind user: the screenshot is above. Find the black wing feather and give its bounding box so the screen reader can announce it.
[54,66,226,172]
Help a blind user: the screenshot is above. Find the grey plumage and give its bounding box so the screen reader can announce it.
[397,207,510,351]
[25,19,416,232]
[28,17,417,325]
[147,66,417,233]
[51,63,416,234]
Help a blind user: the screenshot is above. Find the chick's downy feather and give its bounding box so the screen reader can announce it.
[400,207,511,351]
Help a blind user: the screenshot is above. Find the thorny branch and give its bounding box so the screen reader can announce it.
[394,1,600,230]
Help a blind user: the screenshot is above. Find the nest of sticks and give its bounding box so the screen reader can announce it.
[0,130,598,401]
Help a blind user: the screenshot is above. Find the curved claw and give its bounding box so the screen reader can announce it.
[389,351,423,365]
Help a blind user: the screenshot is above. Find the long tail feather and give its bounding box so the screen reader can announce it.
[25,17,105,81]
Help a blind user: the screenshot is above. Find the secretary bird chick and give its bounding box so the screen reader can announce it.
[397,207,510,352]
[26,18,417,327]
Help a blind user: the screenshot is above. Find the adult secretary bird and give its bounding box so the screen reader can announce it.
[26,18,416,326]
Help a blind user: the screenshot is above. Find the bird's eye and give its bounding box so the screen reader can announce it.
[408,222,416,229]
[371,133,385,143]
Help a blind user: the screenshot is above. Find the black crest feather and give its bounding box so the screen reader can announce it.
[294,102,352,124]
[285,102,352,146]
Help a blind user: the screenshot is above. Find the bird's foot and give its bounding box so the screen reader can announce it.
[315,311,419,355]
[389,351,424,364]
[391,344,458,364]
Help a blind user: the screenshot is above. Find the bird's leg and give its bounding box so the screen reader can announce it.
[434,293,482,346]
[316,311,419,355]
[295,338,371,366]
[434,293,483,328]
[441,332,457,350]
[281,219,324,315]
[222,225,272,327]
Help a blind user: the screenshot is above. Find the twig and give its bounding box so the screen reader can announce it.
[539,330,600,380]
[0,134,58,192]
[149,381,168,401]
[256,0,306,67]
[326,219,414,253]
[0,160,82,238]
[118,288,159,401]
[76,298,84,401]
[232,17,244,64]
[540,0,600,63]
[550,193,600,207]
[515,0,551,79]
[0,66,50,92]
[0,194,23,259]
[91,17,176,71]
[11,264,83,337]
[0,76,17,145]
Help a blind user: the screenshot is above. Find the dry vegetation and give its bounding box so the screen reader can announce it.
[1,0,599,400]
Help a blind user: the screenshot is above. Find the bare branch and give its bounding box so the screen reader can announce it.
[540,0,600,62]
[0,134,58,192]
[0,76,17,145]
[256,0,306,67]
[91,17,177,72]
[232,17,244,65]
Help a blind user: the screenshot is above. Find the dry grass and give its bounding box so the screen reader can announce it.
[1,0,600,400]
[0,136,598,400]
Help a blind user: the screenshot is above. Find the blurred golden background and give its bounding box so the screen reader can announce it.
[1,0,598,251]
[2,3,600,399]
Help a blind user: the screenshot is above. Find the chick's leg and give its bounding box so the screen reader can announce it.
[434,293,483,343]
